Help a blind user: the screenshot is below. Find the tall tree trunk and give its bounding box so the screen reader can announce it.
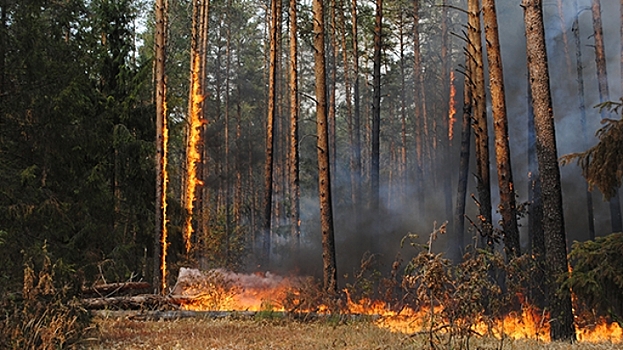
[328,0,337,188]
[452,55,472,264]
[522,0,575,341]
[338,0,354,206]
[371,0,382,214]
[482,0,520,259]
[351,0,361,210]
[262,0,279,267]
[313,0,338,294]
[440,0,453,234]
[591,0,623,233]
[573,0,595,240]
[413,0,426,212]
[224,0,232,265]
[398,14,407,208]
[154,0,168,295]
[288,0,301,253]
[468,0,493,249]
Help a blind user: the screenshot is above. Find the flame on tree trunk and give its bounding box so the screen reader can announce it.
[448,71,456,141]
[183,54,205,254]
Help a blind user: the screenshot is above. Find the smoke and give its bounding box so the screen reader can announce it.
[243,0,623,282]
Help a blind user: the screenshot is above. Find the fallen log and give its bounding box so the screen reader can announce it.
[91,309,382,322]
[82,294,175,310]
[81,282,152,297]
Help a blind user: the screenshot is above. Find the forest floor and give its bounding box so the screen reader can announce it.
[85,316,621,350]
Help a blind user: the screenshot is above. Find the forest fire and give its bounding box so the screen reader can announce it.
[173,268,623,344]
[183,53,205,253]
[160,98,170,291]
[448,70,456,141]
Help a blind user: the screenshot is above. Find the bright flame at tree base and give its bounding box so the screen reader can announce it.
[172,268,622,343]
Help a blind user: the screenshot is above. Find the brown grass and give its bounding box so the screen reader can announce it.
[85,316,622,350]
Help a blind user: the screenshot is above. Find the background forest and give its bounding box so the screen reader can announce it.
[1,0,623,344]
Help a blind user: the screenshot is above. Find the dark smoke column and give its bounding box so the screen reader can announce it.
[312,0,338,294]
[522,0,575,342]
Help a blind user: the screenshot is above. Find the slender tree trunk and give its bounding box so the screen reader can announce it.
[313,0,338,294]
[468,0,493,249]
[399,15,407,208]
[440,0,453,234]
[0,3,5,94]
[328,0,337,188]
[371,0,382,214]
[452,56,472,264]
[262,0,279,267]
[413,0,426,212]
[482,0,520,259]
[154,0,168,295]
[351,0,361,210]
[573,0,596,240]
[591,0,623,233]
[224,0,232,265]
[522,0,575,341]
[338,0,354,206]
[288,0,301,253]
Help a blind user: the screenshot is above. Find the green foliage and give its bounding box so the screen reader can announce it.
[564,233,623,326]
[561,100,623,200]
[0,245,90,349]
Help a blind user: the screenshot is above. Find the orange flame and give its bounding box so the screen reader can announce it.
[173,268,623,343]
[448,70,457,141]
[160,97,169,291]
[183,52,205,253]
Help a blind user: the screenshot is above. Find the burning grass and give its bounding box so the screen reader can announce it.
[89,316,622,350]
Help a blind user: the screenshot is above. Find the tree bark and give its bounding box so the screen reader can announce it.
[522,0,575,341]
[154,0,168,295]
[313,0,338,294]
[370,0,382,214]
[413,0,426,212]
[591,0,623,233]
[482,0,520,259]
[452,55,472,264]
[467,0,493,249]
[262,0,279,268]
[573,0,595,240]
[288,0,301,253]
[351,0,361,211]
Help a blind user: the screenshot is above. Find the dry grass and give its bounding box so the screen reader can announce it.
[85,316,622,350]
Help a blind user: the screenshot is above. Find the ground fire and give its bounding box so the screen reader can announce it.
[171,268,622,343]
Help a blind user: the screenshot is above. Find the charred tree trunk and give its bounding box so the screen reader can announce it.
[573,0,596,240]
[154,0,168,295]
[338,0,355,207]
[452,56,472,264]
[591,0,623,233]
[313,0,338,294]
[370,0,382,214]
[483,0,520,259]
[262,0,279,268]
[288,0,301,253]
[398,14,408,208]
[440,0,453,234]
[522,0,575,341]
[468,0,493,249]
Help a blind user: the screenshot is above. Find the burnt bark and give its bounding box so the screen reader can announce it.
[522,0,575,341]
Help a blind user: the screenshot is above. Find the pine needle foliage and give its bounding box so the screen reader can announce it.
[564,232,623,327]
[561,100,623,200]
